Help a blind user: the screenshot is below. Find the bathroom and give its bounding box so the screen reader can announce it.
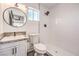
[0,3,79,56]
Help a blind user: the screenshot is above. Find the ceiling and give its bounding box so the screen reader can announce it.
[21,3,58,9]
[40,3,58,8]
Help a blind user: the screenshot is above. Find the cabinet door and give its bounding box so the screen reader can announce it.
[0,47,15,56]
[15,45,27,56]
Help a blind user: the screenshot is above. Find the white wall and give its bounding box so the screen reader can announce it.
[0,4,3,34]
[50,4,79,55]
[40,5,68,56]
[40,5,51,44]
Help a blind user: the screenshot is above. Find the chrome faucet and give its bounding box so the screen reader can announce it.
[14,32,16,36]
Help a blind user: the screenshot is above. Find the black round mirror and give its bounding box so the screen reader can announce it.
[3,7,27,27]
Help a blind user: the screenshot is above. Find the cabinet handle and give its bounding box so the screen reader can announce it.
[15,47,17,54]
[12,48,15,55]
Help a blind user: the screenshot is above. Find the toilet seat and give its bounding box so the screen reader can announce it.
[34,43,47,54]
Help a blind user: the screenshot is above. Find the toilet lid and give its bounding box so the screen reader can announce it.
[34,43,46,51]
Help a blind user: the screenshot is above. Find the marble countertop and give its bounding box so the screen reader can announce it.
[0,35,29,44]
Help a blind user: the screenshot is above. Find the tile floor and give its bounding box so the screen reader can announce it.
[27,50,51,56]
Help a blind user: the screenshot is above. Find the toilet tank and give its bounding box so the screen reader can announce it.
[29,34,40,44]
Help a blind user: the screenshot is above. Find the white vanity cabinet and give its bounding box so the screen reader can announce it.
[0,40,27,56]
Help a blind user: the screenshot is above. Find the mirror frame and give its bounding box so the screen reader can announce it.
[3,7,27,27]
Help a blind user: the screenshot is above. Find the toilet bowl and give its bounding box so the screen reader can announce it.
[29,34,47,56]
[34,43,47,55]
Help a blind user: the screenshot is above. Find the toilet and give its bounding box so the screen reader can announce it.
[29,34,47,56]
